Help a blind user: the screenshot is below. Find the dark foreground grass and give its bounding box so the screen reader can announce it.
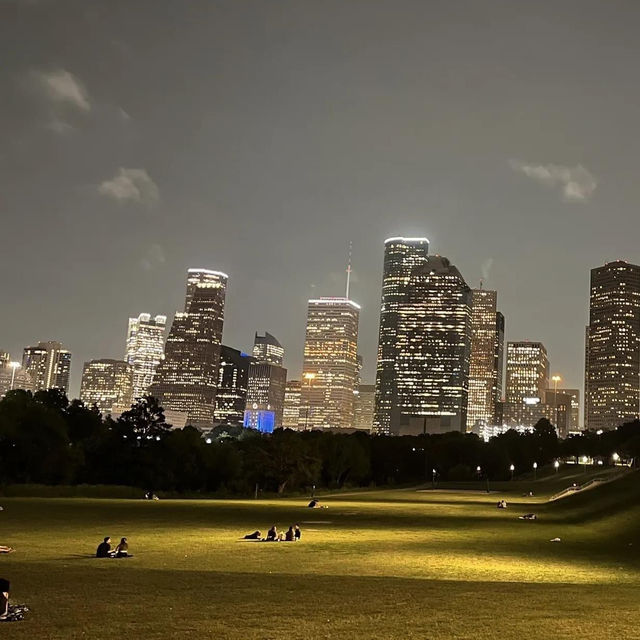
[1,470,639,639]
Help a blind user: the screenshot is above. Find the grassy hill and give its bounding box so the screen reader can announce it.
[0,470,638,639]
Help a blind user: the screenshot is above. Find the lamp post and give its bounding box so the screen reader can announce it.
[303,372,316,430]
[509,464,515,481]
[431,468,436,490]
[551,375,561,430]
[533,461,538,481]
[9,362,20,390]
[554,460,560,473]
[612,452,620,466]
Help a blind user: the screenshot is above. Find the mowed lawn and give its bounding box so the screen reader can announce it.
[1,470,639,639]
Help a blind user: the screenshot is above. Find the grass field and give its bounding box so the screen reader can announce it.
[1,468,639,639]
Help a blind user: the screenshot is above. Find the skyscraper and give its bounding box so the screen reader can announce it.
[214,345,254,424]
[354,383,375,431]
[244,332,287,432]
[503,341,549,426]
[252,332,285,366]
[150,268,227,428]
[125,313,167,399]
[391,255,472,434]
[300,297,360,429]
[22,341,72,393]
[373,237,430,434]
[466,289,504,430]
[79,359,133,415]
[282,379,301,429]
[585,261,640,431]
[0,354,34,397]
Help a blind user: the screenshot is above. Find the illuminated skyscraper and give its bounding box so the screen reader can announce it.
[354,383,375,431]
[150,268,227,428]
[214,345,254,424]
[252,332,284,366]
[585,261,640,431]
[125,313,167,399]
[503,342,549,426]
[244,332,287,432]
[22,341,72,393]
[300,297,360,429]
[373,237,430,434]
[466,290,504,430]
[282,379,301,428]
[392,255,472,434]
[0,354,34,397]
[80,359,133,415]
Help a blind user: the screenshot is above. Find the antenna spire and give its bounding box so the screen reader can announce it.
[345,241,353,299]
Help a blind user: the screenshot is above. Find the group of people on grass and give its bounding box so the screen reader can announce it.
[244,524,301,542]
[96,536,131,558]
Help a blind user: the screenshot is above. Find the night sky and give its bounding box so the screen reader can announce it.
[3,0,640,399]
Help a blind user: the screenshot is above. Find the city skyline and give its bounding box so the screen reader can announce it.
[5,2,640,403]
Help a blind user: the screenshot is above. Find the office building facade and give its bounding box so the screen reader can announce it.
[80,359,134,415]
[150,269,227,428]
[374,237,430,434]
[300,297,360,429]
[125,313,167,399]
[585,261,640,431]
[22,341,72,393]
[466,289,504,430]
[214,345,254,424]
[354,383,375,431]
[282,380,301,428]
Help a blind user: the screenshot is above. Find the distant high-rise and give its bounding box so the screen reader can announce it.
[252,332,284,367]
[543,387,580,436]
[22,341,72,393]
[214,345,254,424]
[503,342,549,427]
[150,269,227,428]
[466,290,504,430]
[300,297,360,429]
[391,255,472,434]
[282,380,301,429]
[585,261,640,430]
[80,359,133,415]
[244,332,287,432]
[0,354,34,397]
[125,313,167,399]
[374,237,430,434]
[354,384,375,431]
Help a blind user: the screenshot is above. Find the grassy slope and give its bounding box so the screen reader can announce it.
[0,470,638,639]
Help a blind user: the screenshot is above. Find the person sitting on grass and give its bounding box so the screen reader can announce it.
[96,537,112,558]
[294,524,301,541]
[243,530,261,540]
[114,537,130,557]
[285,526,295,542]
[0,546,14,554]
[0,579,9,621]
[266,526,278,541]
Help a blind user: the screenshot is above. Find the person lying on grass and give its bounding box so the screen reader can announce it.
[243,530,261,540]
[0,546,14,554]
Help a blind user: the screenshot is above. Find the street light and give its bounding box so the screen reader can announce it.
[554,460,560,473]
[9,362,20,390]
[533,461,538,481]
[551,375,561,430]
[613,452,620,465]
[509,464,515,481]
[303,372,316,430]
[432,468,436,490]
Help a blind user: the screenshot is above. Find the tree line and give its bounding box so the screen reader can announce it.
[0,389,638,495]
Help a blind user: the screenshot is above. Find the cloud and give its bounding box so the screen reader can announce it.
[140,243,166,271]
[509,160,597,202]
[34,69,91,112]
[481,258,494,283]
[98,168,160,206]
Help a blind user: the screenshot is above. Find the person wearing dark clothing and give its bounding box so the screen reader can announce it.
[307,499,318,508]
[0,579,9,621]
[96,537,112,558]
[243,531,261,540]
[285,526,295,542]
[266,526,278,541]
[114,537,129,557]
[294,524,301,541]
